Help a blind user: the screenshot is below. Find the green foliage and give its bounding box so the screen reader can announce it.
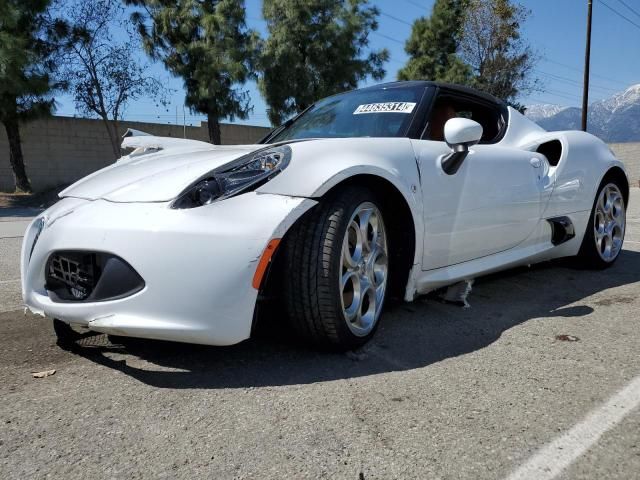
[0,0,65,124]
[126,0,259,143]
[398,0,471,84]
[458,0,537,104]
[399,0,536,106]
[259,0,389,125]
[0,0,67,192]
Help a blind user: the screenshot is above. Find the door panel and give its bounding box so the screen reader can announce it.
[413,140,543,270]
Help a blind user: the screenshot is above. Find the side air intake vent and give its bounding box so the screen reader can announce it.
[547,216,576,246]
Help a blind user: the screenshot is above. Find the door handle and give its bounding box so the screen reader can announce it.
[530,157,541,168]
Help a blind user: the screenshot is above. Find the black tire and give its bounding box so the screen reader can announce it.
[283,186,388,351]
[53,318,82,346]
[576,178,627,269]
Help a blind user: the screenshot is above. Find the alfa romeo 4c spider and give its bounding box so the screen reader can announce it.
[22,81,629,351]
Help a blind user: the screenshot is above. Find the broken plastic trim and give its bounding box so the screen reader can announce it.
[129,146,162,158]
[440,279,474,308]
[252,238,282,290]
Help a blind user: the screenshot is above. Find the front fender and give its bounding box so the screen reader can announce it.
[258,137,424,270]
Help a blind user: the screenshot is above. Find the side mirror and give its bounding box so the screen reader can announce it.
[444,118,483,151]
[440,118,483,175]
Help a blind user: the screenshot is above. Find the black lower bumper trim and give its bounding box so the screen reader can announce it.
[46,251,145,303]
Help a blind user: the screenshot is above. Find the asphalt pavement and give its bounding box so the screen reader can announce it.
[1,191,639,479]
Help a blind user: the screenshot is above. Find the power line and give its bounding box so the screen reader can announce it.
[541,91,583,102]
[543,87,582,100]
[379,11,413,27]
[542,57,631,87]
[614,0,640,20]
[386,58,406,66]
[538,73,616,94]
[535,69,619,94]
[525,96,580,106]
[372,31,405,45]
[402,0,427,10]
[599,0,640,31]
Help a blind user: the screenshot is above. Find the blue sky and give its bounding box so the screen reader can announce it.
[55,0,640,128]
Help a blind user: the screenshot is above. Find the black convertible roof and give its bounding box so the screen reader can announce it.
[360,80,506,107]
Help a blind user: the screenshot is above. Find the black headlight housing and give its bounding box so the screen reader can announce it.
[172,145,292,209]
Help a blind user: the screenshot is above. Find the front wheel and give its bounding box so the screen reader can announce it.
[284,187,389,350]
[576,181,626,269]
[52,319,83,346]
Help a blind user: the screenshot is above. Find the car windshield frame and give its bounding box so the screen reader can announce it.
[266,84,429,143]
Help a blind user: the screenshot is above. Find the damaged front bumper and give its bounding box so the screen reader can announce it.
[21,192,316,346]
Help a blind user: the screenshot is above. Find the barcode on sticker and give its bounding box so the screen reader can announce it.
[353,102,416,115]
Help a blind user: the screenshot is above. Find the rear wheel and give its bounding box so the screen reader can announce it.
[284,187,389,350]
[577,181,626,269]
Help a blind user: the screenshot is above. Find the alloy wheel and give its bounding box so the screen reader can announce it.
[339,202,388,337]
[594,183,625,262]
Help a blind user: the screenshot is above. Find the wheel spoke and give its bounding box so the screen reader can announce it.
[341,271,360,321]
[357,208,376,254]
[598,191,606,211]
[612,237,622,256]
[356,285,376,331]
[342,220,362,269]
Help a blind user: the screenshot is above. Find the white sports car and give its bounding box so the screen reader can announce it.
[22,81,629,351]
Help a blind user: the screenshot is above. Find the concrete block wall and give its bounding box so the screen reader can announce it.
[610,143,640,187]
[1,116,638,192]
[0,116,270,192]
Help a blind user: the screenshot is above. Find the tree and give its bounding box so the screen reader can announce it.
[398,0,470,84]
[61,0,167,159]
[0,0,66,192]
[259,0,389,126]
[126,0,258,144]
[458,0,537,109]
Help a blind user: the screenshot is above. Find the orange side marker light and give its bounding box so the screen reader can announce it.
[252,238,281,289]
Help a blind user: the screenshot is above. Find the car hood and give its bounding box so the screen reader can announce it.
[60,140,263,203]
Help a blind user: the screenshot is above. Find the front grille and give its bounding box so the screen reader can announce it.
[47,253,98,300]
[45,251,145,303]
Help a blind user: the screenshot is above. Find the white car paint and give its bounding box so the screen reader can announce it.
[22,192,316,345]
[21,100,628,345]
[415,142,545,270]
[444,117,484,146]
[60,143,263,202]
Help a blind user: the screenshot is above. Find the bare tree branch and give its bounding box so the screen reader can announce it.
[60,0,170,158]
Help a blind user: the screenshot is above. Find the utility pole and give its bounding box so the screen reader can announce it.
[581,0,593,132]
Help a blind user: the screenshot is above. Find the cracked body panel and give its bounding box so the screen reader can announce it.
[22,193,317,345]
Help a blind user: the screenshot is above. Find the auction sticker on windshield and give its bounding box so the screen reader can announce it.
[353,102,416,115]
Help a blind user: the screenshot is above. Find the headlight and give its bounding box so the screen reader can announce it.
[171,145,291,209]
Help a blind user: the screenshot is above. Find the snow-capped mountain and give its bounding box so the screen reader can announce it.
[526,84,640,142]
[525,104,569,122]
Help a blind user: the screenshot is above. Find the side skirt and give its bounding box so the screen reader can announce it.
[407,211,590,298]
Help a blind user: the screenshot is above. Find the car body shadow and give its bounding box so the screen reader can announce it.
[65,249,640,390]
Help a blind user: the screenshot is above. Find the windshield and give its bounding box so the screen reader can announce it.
[269,85,426,142]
